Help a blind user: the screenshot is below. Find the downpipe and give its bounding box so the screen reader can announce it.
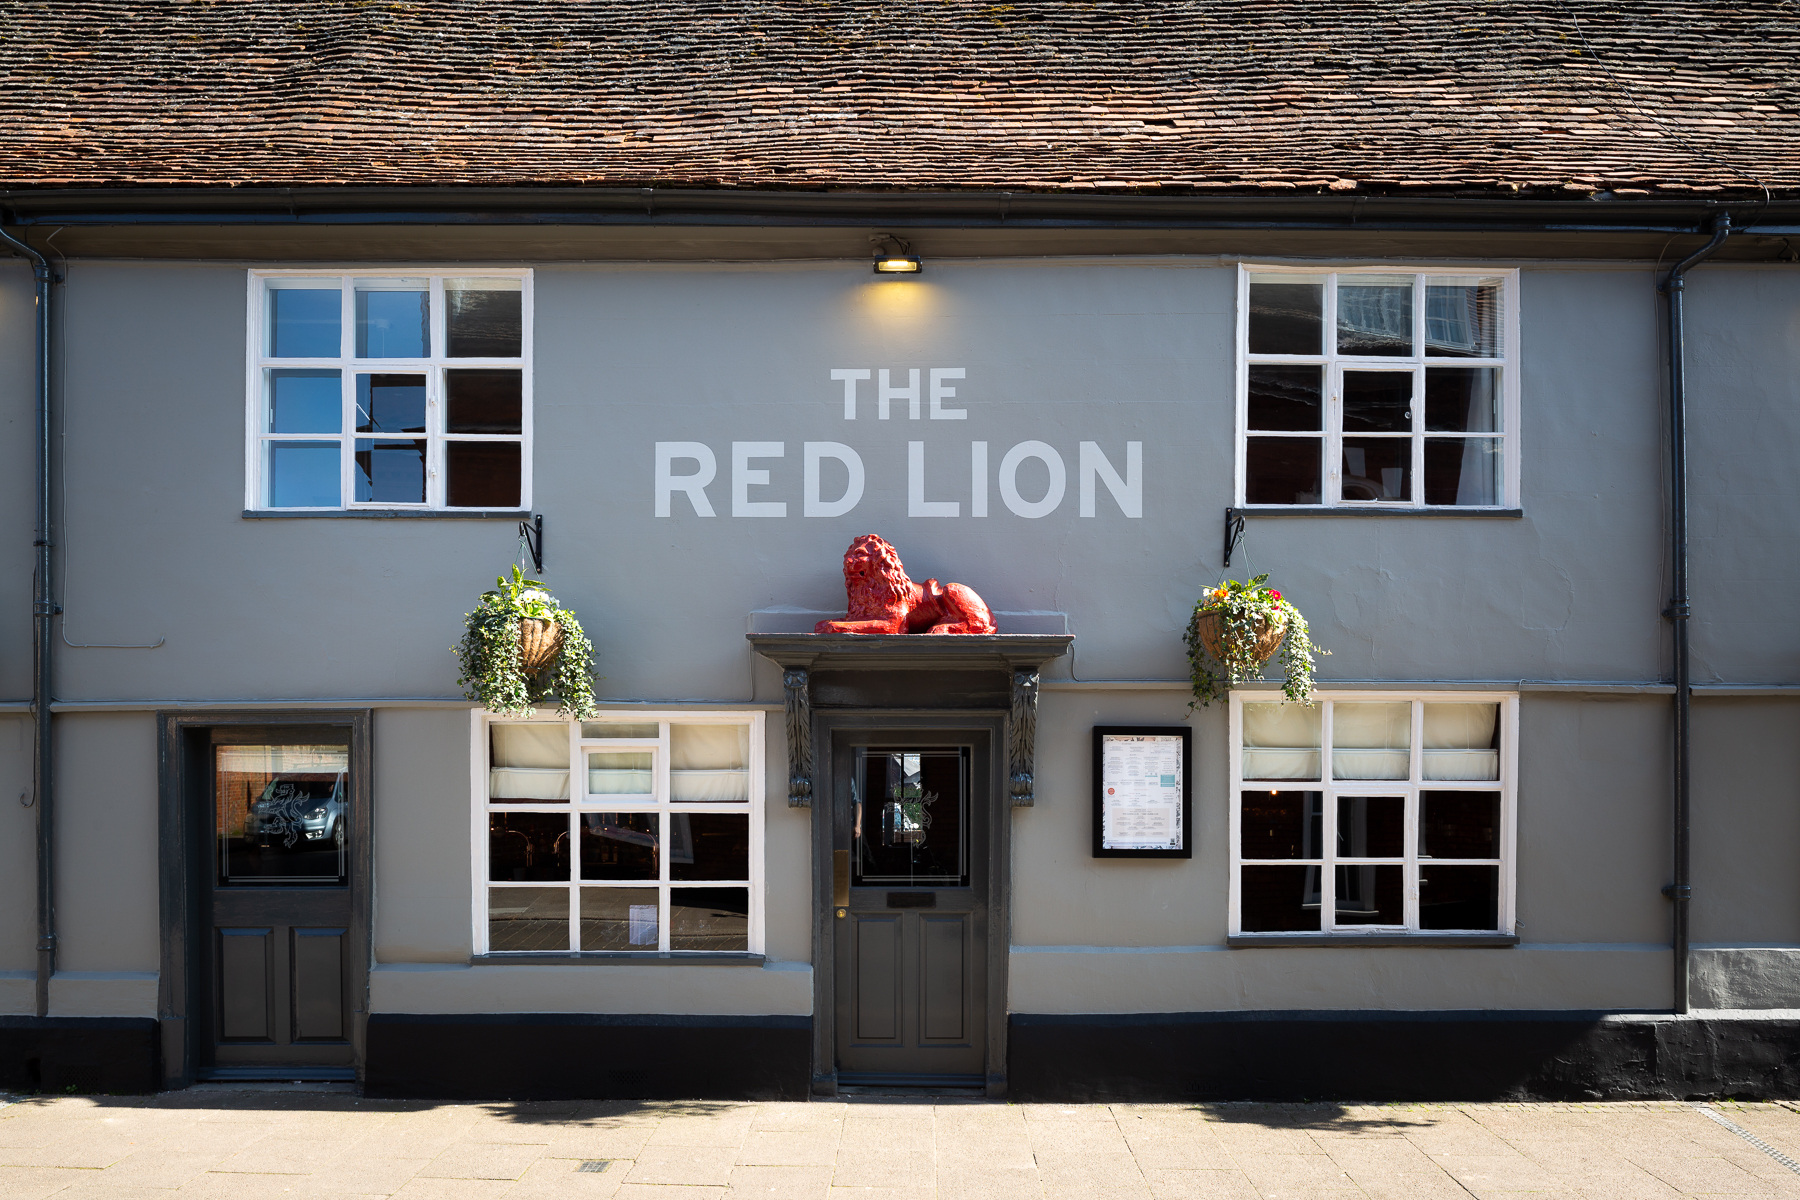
[1660,212,1730,1015]
[0,226,58,1019]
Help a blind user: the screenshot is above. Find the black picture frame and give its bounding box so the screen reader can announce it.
[1092,725,1193,859]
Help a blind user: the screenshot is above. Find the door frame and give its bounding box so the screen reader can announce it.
[156,709,373,1089]
[811,711,1009,1097]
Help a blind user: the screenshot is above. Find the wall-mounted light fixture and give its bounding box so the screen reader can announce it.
[871,233,922,275]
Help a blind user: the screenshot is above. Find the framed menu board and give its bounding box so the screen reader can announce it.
[1092,726,1192,858]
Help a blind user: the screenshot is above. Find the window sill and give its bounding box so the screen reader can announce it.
[245,509,530,520]
[1237,507,1523,518]
[1227,934,1518,949]
[469,952,767,966]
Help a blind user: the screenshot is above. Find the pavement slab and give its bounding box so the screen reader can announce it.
[5,1092,1800,1198]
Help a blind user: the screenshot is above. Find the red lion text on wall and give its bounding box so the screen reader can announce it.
[814,535,997,636]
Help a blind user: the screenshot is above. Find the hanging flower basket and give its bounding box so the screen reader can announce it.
[454,566,597,719]
[1185,574,1325,708]
[517,617,566,674]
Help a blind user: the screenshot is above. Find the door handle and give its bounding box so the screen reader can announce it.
[833,849,850,918]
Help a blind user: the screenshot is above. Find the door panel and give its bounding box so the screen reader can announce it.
[920,916,966,1041]
[853,916,901,1041]
[218,928,273,1041]
[292,928,346,1041]
[833,732,987,1084]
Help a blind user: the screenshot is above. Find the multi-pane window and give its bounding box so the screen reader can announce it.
[248,271,531,511]
[478,713,765,955]
[1238,267,1518,508]
[1229,693,1516,937]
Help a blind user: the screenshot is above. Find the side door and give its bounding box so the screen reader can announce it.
[202,726,362,1079]
[832,731,988,1086]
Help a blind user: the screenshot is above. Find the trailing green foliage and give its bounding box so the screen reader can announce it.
[1184,573,1325,709]
[454,566,597,719]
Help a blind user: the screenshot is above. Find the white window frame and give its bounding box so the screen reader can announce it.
[1234,265,1521,510]
[245,268,534,512]
[1227,690,1519,939]
[472,710,767,956]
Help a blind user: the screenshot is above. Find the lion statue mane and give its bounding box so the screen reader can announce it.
[814,535,997,635]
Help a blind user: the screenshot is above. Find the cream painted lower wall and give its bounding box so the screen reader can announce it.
[370,960,812,1015]
[1008,944,1673,1013]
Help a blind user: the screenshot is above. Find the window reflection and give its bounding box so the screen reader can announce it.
[446,279,523,358]
[1247,276,1324,354]
[580,887,658,950]
[852,748,967,886]
[267,281,340,358]
[489,812,570,881]
[488,887,568,951]
[354,280,429,358]
[215,744,349,885]
[1247,366,1323,432]
[1337,276,1414,356]
[580,813,658,880]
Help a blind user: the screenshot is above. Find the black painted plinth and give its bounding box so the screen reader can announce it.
[0,1017,160,1094]
[1009,1011,1800,1101]
[364,1013,811,1100]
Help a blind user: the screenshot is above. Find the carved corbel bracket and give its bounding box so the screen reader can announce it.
[782,667,813,808]
[1009,666,1041,807]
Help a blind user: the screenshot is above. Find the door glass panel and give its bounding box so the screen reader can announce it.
[488,886,568,951]
[670,887,749,951]
[581,887,658,950]
[215,744,349,885]
[852,747,969,886]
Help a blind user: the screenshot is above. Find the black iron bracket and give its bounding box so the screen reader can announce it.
[1662,883,1692,900]
[1222,506,1246,570]
[519,513,544,575]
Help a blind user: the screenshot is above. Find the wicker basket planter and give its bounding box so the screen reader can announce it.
[518,618,566,673]
[1192,608,1288,667]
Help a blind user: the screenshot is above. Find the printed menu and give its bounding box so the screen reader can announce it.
[1100,733,1185,851]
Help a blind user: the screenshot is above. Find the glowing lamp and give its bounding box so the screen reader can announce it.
[870,234,922,275]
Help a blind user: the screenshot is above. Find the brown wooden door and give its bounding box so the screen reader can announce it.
[202,728,360,1080]
[833,733,988,1086]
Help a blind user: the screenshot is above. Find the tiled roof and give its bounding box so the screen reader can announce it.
[3,1,1798,199]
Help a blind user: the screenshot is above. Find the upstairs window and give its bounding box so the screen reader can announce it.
[248,271,532,511]
[1237,267,1518,509]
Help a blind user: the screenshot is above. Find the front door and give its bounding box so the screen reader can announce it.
[832,731,988,1086]
[201,726,362,1079]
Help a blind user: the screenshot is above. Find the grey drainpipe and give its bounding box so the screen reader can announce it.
[1660,212,1731,1015]
[0,226,57,1019]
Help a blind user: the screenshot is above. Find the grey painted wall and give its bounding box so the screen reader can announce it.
[3,251,1796,1018]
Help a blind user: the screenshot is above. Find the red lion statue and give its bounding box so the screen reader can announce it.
[814,535,997,635]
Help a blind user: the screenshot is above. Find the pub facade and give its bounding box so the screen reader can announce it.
[2,1,1799,1100]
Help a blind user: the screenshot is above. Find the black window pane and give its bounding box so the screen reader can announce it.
[446,442,522,508]
[1246,438,1321,504]
[1240,865,1321,932]
[1334,865,1403,925]
[1342,438,1410,503]
[1247,366,1323,432]
[1425,367,1499,432]
[1420,792,1501,859]
[354,439,426,504]
[488,887,568,951]
[1342,371,1413,433]
[671,813,750,882]
[1337,796,1403,858]
[581,887,659,950]
[1424,438,1500,506]
[488,812,570,881]
[1420,865,1500,930]
[447,284,523,358]
[1337,278,1414,356]
[1247,280,1323,354]
[1240,790,1323,860]
[355,374,426,434]
[670,887,749,951]
[446,369,523,433]
[580,813,658,880]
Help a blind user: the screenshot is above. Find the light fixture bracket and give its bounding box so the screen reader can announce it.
[871,232,923,275]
